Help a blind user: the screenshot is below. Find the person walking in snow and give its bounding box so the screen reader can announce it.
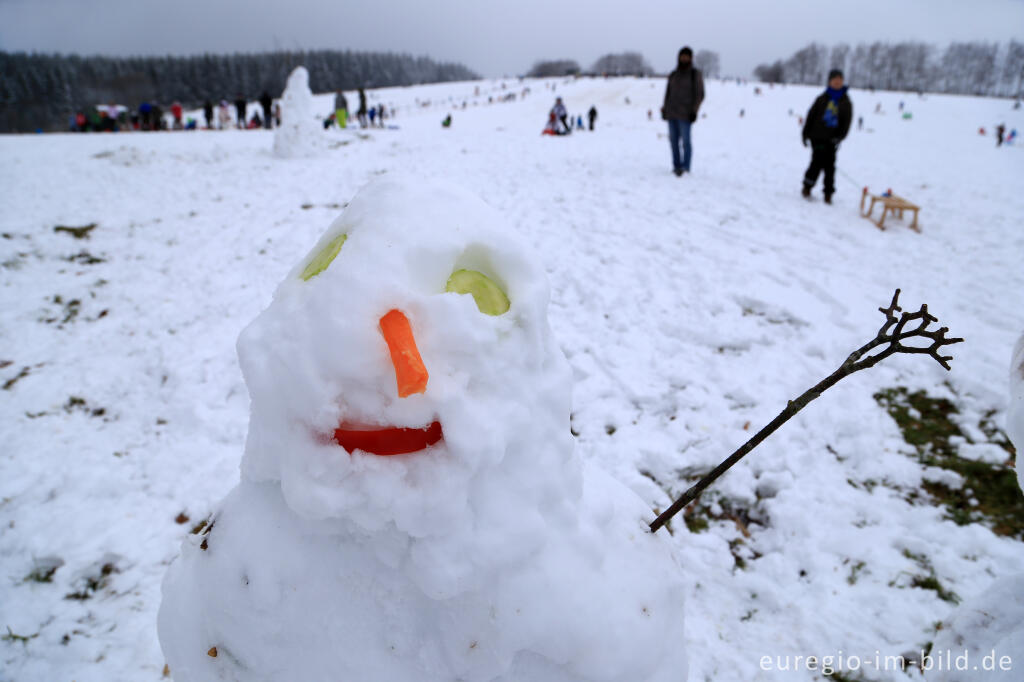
[334,90,349,128]
[171,101,183,130]
[588,105,597,131]
[800,69,852,204]
[234,94,247,130]
[661,46,705,176]
[139,101,153,130]
[203,100,214,129]
[259,91,273,129]
[357,88,368,127]
[996,123,1006,147]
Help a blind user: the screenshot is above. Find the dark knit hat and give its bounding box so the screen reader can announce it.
[828,69,844,81]
[679,47,693,58]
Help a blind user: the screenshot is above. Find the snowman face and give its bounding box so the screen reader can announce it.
[237,179,575,535]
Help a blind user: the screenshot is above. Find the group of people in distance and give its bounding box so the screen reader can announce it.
[326,88,392,129]
[539,45,853,204]
[70,91,282,132]
[543,99,598,135]
[218,92,281,130]
[662,45,851,203]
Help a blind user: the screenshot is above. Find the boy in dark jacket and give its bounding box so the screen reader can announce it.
[801,69,852,203]
[662,46,705,176]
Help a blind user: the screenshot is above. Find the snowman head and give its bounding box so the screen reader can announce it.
[283,66,311,101]
[237,179,578,538]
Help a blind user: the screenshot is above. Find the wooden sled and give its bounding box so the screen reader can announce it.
[860,187,921,232]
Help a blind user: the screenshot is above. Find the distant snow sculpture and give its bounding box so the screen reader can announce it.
[272,66,324,159]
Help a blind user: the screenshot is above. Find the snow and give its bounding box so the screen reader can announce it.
[925,335,1024,679]
[272,67,325,158]
[1,75,1023,681]
[1009,334,1024,494]
[925,334,1024,682]
[926,573,1024,681]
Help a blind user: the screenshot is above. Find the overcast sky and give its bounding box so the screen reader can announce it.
[2,0,1022,78]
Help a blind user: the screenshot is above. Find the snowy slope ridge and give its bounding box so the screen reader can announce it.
[158,178,688,681]
[1,76,1022,681]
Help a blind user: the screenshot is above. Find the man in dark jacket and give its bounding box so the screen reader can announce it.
[801,69,852,203]
[662,46,705,176]
[203,100,214,129]
[357,88,368,128]
[234,94,247,130]
[259,91,273,129]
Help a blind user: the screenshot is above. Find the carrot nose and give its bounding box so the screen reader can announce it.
[379,309,429,397]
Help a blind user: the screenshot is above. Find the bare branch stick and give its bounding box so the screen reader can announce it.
[649,289,963,534]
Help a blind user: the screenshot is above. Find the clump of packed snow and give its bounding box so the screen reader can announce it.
[272,66,325,158]
[157,178,688,681]
[1008,333,1024,494]
[925,572,1024,681]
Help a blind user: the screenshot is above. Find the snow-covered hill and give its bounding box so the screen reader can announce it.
[1,76,1022,681]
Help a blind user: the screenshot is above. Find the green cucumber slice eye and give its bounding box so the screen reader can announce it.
[445,269,510,315]
[301,233,347,281]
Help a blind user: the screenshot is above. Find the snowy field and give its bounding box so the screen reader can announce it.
[2,76,1023,681]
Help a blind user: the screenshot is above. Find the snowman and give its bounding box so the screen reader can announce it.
[272,66,325,159]
[158,179,688,681]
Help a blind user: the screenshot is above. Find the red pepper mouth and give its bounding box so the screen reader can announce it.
[333,420,443,456]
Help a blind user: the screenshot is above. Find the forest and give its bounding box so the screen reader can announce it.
[754,40,1024,97]
[0,49,479,132]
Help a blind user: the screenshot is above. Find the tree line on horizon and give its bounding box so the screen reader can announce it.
[524,50,722,79]
[754,40,1023,97]
[0,49,480,133]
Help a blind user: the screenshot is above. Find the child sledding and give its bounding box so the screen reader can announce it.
[542,97,571,136]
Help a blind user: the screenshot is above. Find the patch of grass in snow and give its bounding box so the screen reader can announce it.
[683,508,709,534]
[24,557,64,583]
[63,250,106,265]
[2,253,29,269]
[64,561,118,601]
[681,494,766,569]
[3,365,31,390]
[846,560,867,585]
[2,626,39,646]
[874,387,1022,540]
[39,295,82,326]
[63,396,107,419]
[53,223,96,239]
[641,467,767,543]
[897,549,960,605]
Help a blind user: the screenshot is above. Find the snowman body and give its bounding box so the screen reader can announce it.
[272,66,324,159]
[158,179,688,681]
